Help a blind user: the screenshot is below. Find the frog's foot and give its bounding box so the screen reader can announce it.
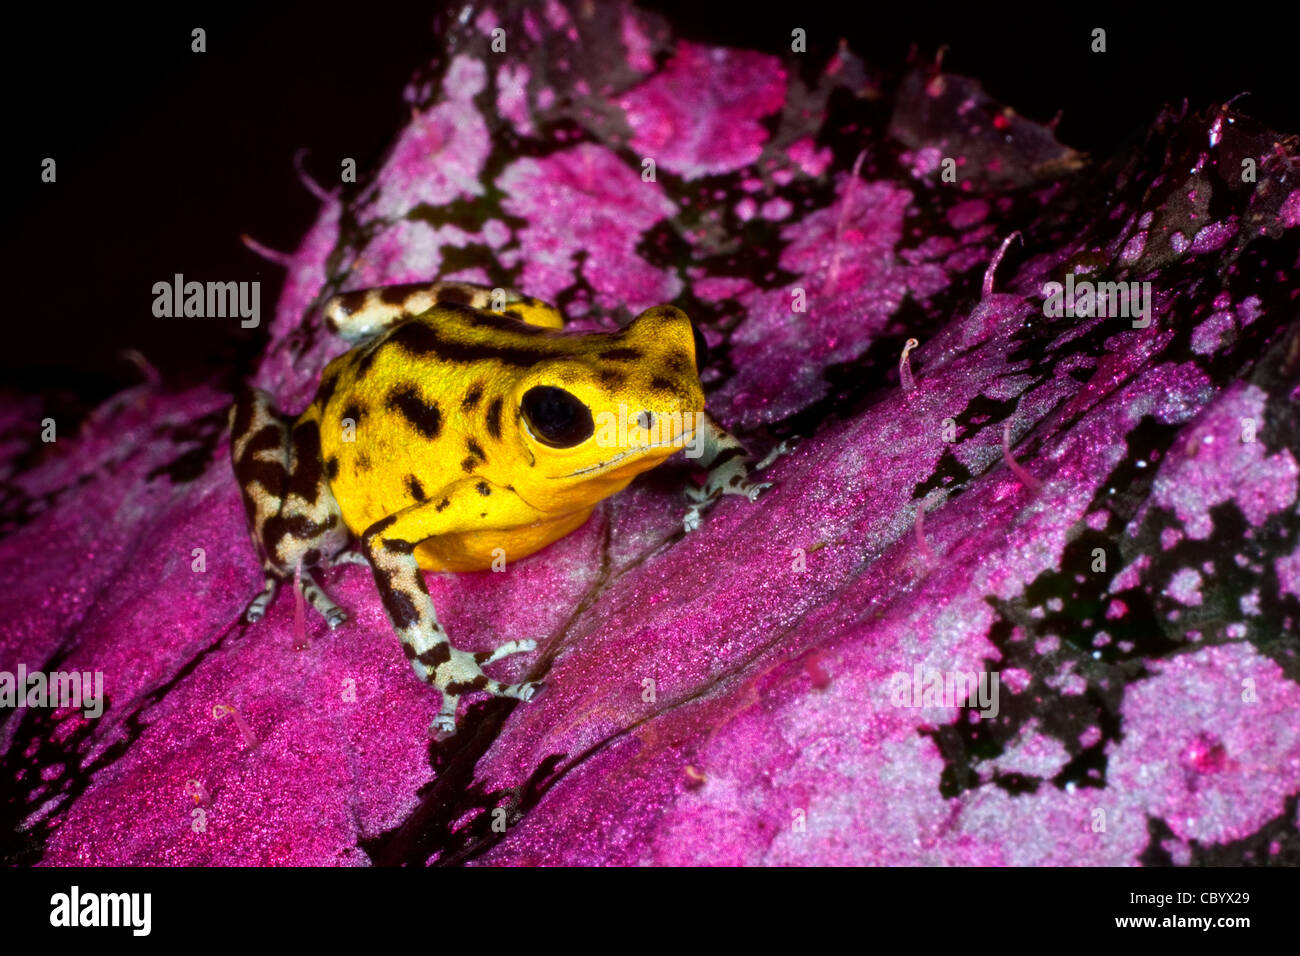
[299,569,349,630]
[330,550,370,569]
[243,574,280,624]
[697,438,793,502]
[421,643,543,738]
[681,421,792,533]
[242,564,351,630]
[430,680,543,739]
[683,471,773,532]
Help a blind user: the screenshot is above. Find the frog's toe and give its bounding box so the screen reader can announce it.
[429,688,463,738]
[755,439,795,470]
[475,638,537,666]
[683,505,703,533]
[425,675,540,739]
[429,713,458,739]
[325,608,348,630]
[743,481,773,503]
[511,680,544,702]
[242,575,279,625]
[482,677,542,703]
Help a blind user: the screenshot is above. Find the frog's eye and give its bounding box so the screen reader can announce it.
[691,323,709,373]
[521,386,595,448]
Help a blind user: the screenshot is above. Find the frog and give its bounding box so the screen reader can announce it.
[228,280,776,737]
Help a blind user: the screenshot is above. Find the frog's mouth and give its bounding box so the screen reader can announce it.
[555,433,695,479]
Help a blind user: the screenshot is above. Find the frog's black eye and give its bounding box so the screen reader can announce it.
[691,323,709,373]
[521,386,594,448]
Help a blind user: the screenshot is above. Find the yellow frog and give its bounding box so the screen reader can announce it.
[229,282,774,736]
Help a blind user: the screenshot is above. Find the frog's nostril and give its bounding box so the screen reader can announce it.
[637,410,654,431]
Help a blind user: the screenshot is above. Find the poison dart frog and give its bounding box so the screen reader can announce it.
[228,281,776,737]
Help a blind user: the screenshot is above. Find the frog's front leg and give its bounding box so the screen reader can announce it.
[682,412,785,532]
[360,482,542,738]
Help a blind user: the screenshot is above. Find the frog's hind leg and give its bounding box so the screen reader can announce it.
[322,280,564,344]
[230,387,291,625]
[230,387,289,543]
[229,387,353,629]
[266,410,355,629]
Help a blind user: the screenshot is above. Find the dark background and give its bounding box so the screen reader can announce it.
[4,1,1297,415]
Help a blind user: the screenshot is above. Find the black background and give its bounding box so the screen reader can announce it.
[1,863,1287,939]
[4,1,1297,415]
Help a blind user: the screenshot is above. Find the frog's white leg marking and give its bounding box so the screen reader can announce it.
[359,484,543,737]
[682,412,785,532]
[229,387,353,628]
[330,550,370,569]
[323,281,561,344]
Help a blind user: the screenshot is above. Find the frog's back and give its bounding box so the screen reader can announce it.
[302,304,595,545]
